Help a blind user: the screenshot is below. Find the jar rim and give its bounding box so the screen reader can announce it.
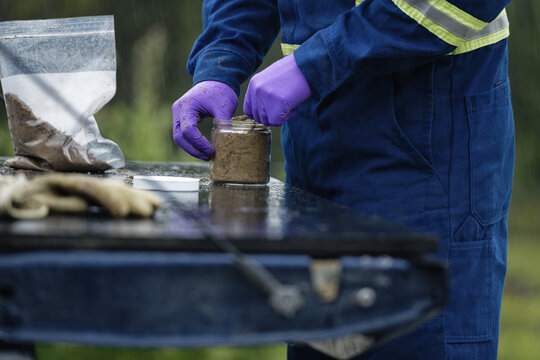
[213,117,269,132]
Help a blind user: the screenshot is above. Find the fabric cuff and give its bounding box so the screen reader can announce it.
[293,29,351,101]
[192,49,250,96]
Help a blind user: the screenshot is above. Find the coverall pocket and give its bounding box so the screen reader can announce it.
[446,238,494,343]
[389,66,438,178]
[391,106,434,172]
[466,81,514,226]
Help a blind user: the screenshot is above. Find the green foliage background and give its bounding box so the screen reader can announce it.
[0,1,539,359]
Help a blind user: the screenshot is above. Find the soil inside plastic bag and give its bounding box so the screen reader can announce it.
[4,93,114,172]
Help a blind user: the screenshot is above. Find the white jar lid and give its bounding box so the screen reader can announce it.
[133,175,199,192]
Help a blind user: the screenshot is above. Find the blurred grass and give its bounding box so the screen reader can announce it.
[37,345,286,360]
[499,192,540,359]
[499,232,540,360]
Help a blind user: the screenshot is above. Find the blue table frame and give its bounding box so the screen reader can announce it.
[0,161,446,359]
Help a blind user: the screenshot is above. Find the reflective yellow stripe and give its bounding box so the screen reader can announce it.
[355,0,364,6]
[450,27,509,55]
[282,31,508,57]
[392,0,464,46]
[450,10,509,54]
[429,0,486,31]
[281,43,300,56]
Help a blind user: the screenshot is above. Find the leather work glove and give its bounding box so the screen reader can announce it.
[0,173,163,219]
[244,54,311,127]
[172,80,238,160]
[0,174,48,219]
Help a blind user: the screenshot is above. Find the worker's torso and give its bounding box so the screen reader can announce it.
[279,2,513,358]
[279,0,512,221]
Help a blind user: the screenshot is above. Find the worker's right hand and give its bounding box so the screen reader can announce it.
[172,81,238,161]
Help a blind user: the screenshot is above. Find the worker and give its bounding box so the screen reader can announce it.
[172,0,514,359]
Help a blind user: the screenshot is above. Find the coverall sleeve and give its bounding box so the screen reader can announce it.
[294,0,512,99]
[187,0,281,95]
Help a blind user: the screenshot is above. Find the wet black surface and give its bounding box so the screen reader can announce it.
[0,160,438,257]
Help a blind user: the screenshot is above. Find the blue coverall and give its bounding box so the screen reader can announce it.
[188,0,515,358]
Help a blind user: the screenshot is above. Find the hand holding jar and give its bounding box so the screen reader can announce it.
[172,81,238,161]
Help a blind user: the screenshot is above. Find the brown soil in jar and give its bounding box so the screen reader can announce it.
[210,115,270,184]
[3,93,113,172]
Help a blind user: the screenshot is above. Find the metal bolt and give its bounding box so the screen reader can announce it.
[379,256,394,269]
[355,287,377,308]
[269,285,304,318]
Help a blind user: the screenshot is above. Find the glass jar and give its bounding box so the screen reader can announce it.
[210,115,271,185]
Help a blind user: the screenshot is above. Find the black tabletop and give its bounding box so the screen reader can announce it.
[0,160,437,257]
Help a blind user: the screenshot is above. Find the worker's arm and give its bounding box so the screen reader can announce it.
[243,0,511,126]
[294,0,511,99]
[187,0,281,95]
[173,0,280,160]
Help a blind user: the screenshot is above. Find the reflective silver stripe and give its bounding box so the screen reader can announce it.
[403,0,483,41]
[467,11,509,41]
[403,0,509,41]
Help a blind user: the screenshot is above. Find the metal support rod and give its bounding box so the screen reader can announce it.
[171,195,305,318]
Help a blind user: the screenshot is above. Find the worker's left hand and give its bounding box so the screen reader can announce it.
[244,54,311,126]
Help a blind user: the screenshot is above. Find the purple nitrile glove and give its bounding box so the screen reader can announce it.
[172,81,238,160]
[243,54,311,127]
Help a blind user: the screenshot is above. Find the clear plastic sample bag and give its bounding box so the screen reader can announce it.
[0,16,125,171]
